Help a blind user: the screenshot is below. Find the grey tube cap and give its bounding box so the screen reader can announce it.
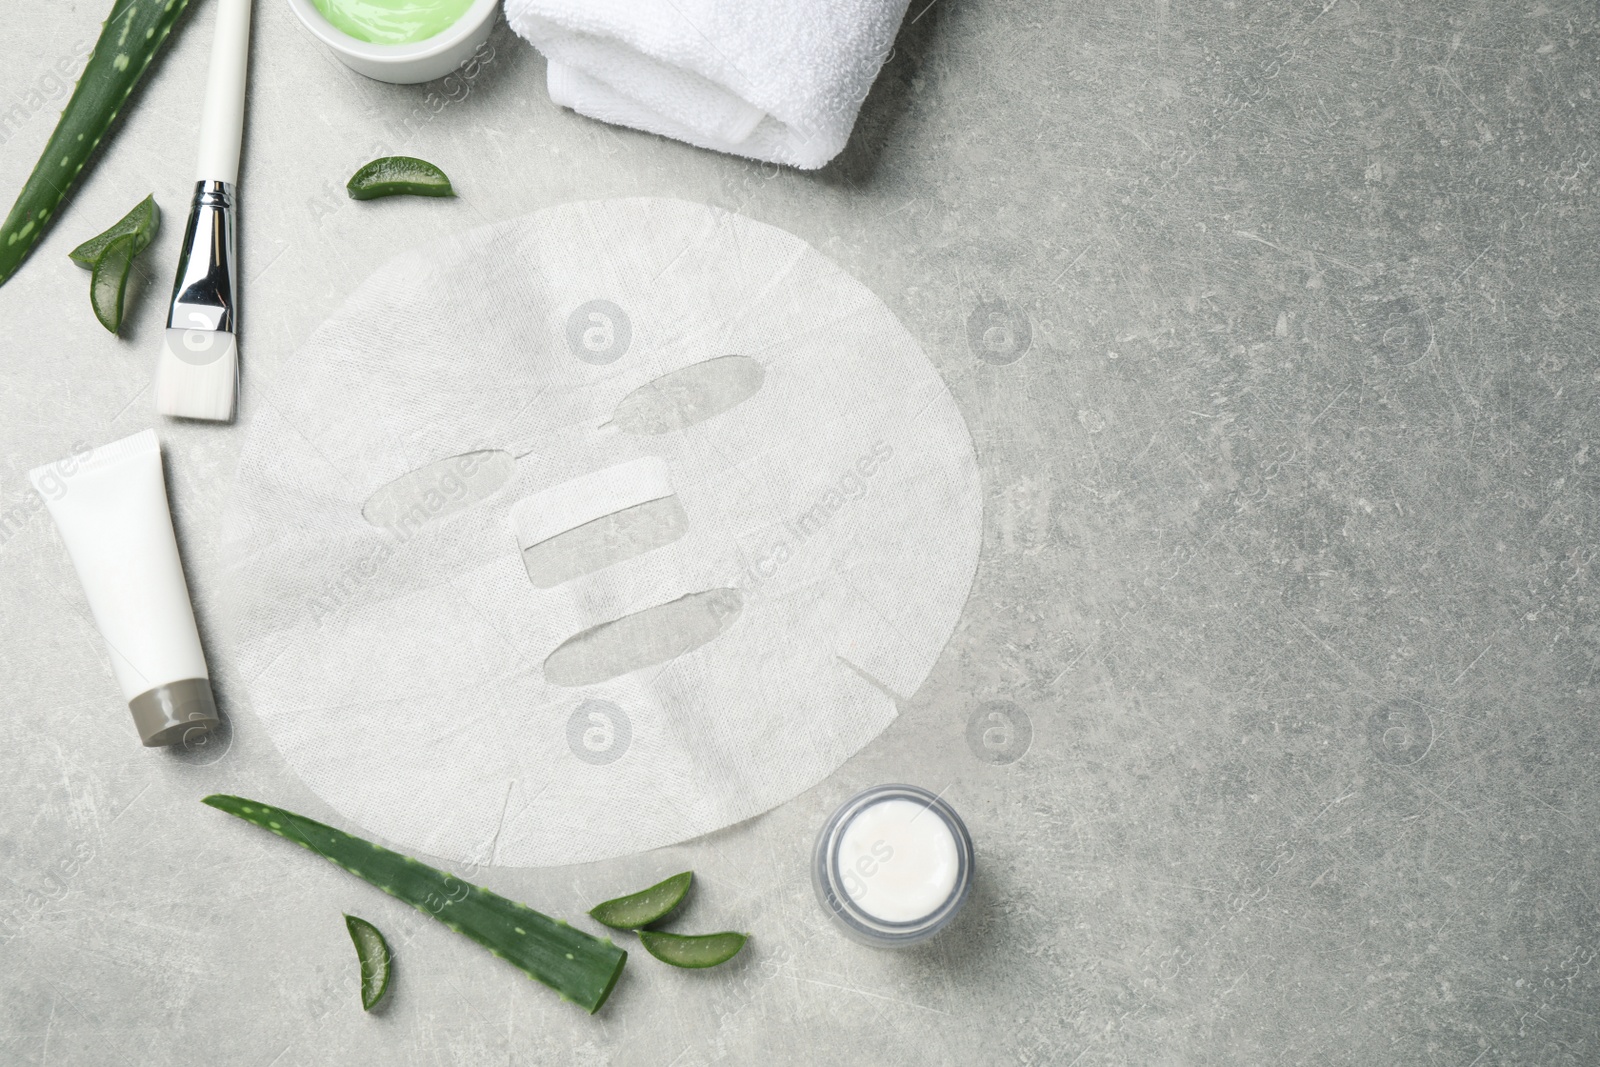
[128,678,220,747]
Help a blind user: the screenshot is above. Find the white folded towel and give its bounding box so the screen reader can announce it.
[503,0,913,170]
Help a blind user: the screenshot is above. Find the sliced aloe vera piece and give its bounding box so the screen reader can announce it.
[90,231,138,334]
[203,795,627,1013]
[0,0,194,286]
[346,156,455,201]
[589,872,693,930]
[637,930,747,969]
[70,194,159,269]
[344,914,393,1011]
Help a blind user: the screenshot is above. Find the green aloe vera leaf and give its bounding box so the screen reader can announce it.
[589,872,693,930]
[344,914,393,1011]
[69,194,159,269]
[203,795,627,1014]
[637,930,748,969]
[0,0,195,287]
[346,156,455,200]
[89,231,138,333]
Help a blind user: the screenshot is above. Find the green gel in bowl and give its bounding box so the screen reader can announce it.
[310,0,476,45]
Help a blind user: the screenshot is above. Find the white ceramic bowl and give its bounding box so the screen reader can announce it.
[286,0,499,84]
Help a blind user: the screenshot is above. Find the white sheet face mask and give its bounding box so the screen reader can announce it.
[219,198,982,867]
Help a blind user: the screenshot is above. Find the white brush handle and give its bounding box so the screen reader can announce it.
[196,0,253,184]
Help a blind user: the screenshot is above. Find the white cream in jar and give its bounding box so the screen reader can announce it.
[813,785,974,945]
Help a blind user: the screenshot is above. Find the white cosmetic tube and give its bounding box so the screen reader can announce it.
[29,430,219,747]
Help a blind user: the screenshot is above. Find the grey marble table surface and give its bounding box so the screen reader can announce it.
[3,1,1597,1064]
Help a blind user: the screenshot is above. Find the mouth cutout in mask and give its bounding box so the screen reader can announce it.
[218,198,982,867]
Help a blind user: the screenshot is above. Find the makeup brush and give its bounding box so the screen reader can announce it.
[155,0,253,422]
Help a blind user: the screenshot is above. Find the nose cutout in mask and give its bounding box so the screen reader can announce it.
[611,355,765,435]
[512,359,764,584]
[361,450,516,530]
[510,457,683,589]
[520,496,688,588]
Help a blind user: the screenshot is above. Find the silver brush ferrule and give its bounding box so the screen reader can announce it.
[167,180,237,334]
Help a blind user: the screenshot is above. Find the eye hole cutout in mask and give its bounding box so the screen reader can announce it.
[610,355,765,436]
[510,456,685,588]
[543,588,744,687]
[362,450,517,531]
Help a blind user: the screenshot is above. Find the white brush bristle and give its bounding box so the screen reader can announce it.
[156,329,237,422]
